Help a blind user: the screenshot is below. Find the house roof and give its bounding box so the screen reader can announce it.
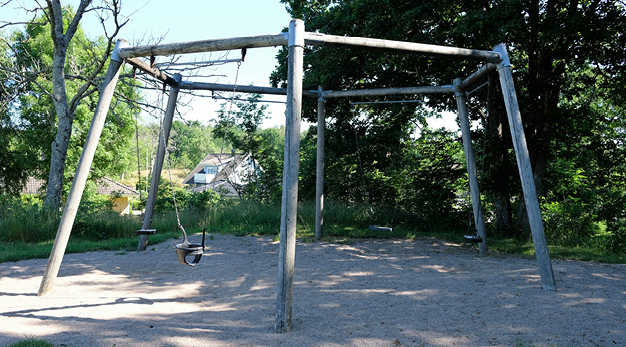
[21,176,139,197]
[23,177,47,195]
[182,153,249,185]
[96,176,140,196]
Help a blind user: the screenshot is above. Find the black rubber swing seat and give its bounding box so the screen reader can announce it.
[175,226,205,267]
[136,229,156,235]
[369,225,393,232]
[464,234,483,243]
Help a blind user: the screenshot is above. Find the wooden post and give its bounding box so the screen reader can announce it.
[457,63,497,91]
[493,44,556,291]
[138,73,182,252]
[454,78,488,254]
[38,39,128,296]
[315,86,325,241]
[275,19,304,333]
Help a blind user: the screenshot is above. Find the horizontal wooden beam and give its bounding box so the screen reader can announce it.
[456,63,497,91]
[305,33,502,63]
[125,57,179,87]
[181,81,452,99]
[118,34,288,59]
[180,81,318,97]
[322,85,454,98]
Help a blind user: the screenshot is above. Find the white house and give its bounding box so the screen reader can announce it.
[182,151,262,197]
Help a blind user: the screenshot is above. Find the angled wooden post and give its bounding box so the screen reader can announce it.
[454,78,488,255]
[275,19,304,333]
[38,39,129,296]
[138,73,182,251]
[315,86,325,241]
[493,44,556,291]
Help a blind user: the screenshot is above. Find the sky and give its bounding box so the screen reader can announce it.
[3,0,458,131]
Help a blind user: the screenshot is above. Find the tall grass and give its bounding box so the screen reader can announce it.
[2,195,624,264]
[0,199,59,242]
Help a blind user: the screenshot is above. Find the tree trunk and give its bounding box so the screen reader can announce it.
[44,39,72,208]
[42,0,92,208]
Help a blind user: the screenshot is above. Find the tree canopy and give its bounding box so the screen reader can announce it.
[272,0,626,244]
[1,1,139,200]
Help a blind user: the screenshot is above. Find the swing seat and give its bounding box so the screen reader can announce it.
[175,242,203,267]
[136,229,156,235]
[175,226,206,267]
[464,235,483,243]
[369,225,393,232]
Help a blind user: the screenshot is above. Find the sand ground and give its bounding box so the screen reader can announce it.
[1,234,624,347]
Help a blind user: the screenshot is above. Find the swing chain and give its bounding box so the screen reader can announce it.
[165,145,182,228]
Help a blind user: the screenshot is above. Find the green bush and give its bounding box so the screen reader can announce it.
[542,197,598,247]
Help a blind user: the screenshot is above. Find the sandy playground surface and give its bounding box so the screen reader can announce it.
[0,234,625,347]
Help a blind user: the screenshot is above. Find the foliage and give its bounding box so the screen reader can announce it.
[168,120,220,169]
[1,2,136,206]
[3,197,625,265]
[0,195,59,243]
[153,178,190,212]
[398,129,466,228]
[212,94,284,202]
[274,0,626,246]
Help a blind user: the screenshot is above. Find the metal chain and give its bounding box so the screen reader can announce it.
[219,60,242,157]
[165,145,182,228]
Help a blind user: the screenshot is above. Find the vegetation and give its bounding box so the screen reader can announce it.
[0,1,132,207]
[272,0,626,252]
[1,1,625,266]
[1,192,624,264]
[8,339,54,347]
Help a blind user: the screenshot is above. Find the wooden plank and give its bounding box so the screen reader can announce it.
[125,57,178,88]
[457,63,497,91]
[180,81,318,97]
[454,78,488,255]
[118,34,288,59]
[275,19,304,334]
[323,85,453,99]
[138,74,182,252]
[38,39,128,296]
[305,33,502,63]
[493,44,556,291]
[315,86,325,241]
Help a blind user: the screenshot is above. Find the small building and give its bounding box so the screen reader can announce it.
[182,152,261,197]
[22,176,139,215]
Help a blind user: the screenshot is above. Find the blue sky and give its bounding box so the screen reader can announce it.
[3,0,458,131]
[114,0,294,128]
[4,0,294,127]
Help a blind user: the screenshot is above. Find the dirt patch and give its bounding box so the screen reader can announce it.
[1,234,624,346]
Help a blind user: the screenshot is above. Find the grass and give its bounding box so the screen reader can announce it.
[8,339,54,347]
[485,233,626,264]
[0,231,181,263]
[1,197,624,264]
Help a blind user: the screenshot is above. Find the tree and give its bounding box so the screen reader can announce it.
[168,120,220,169]
[1,0,130,207]
[212,95,285,203]
[273,0,626,238]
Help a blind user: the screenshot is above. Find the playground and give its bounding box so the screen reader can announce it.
[1,234,624,346]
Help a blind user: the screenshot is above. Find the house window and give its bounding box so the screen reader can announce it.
[205,166,218,175]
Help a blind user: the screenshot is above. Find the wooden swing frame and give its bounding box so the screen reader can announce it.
[38,19,557,334]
